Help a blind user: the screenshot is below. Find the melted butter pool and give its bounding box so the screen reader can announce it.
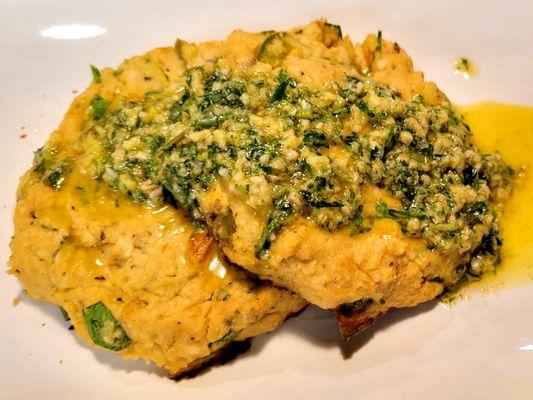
[453,102,533,295]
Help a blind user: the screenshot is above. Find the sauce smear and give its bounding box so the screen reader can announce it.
[456,102,533,292]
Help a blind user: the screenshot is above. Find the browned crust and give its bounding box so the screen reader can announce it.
[169,340,251,380]
[187,232,214,263]
[333,308,384,341]
[169,305,307,379]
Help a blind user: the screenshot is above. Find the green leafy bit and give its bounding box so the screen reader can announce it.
[376,30,383,54]
[209,329,238,350]
[194,114,228,129]
[383,125,400,156]
[83,301,131,351]
[303,130,329,148]
[91,95,109,119]
[90,65,101,84]
[337,298,373,317]
[465,201,487,225]
[163,179,197,222]
[44,163,68,190]
[200,84,244,110]
[33,148,71,190]
[33,147,53,175]
[258,32,291,66]
[323,23,342,47]
[301,190,342,208]
[349,205,368,235]
[270,70,294,103]
[376,201,425,220]
[215,288,230,301]
[169,90,190,123]
[255,198,293,257]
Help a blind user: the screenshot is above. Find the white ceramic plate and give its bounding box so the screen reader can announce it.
[1,1,532,398]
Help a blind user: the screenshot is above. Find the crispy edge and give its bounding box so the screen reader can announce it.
[188,232,214,263]
[169,304,307,379]
[170,340,252,380]
[333,307,384,341]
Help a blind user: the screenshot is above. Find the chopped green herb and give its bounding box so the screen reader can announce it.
[90,65,101,84]
[83,301,131,351]
[323,23,342,47]
[44,164,67,190]
[376,201,425,220]
[169,90,190,123]
[301,190,342,208]
[32,147,54,175]
[465,201,487,225]
[271,81,288,103]
[209,329,238,350]
[303,130,329,148]
[383,126,399,156]
[270,70,295,103]
[376,30,383,54]
[200,84,244,110]
[258,32,291,66]
[194,114,228,129]
[91,95,109,119]
[337,298,372,317]
[255,198,293,257]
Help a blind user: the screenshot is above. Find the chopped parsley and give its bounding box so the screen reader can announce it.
[255,198,293,257]
[376,201,425,220]
[303,130,329,148]
[91,95,109,119]
[83,301,131,351]
[90,64,101,84]
[209,329,238,350]
[376,30,383,54]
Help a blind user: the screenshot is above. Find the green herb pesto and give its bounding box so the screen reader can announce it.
[33,147,71,190]
[77,52,512,275]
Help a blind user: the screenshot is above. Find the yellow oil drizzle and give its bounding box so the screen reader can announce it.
[32,168,231,284]
[455,102,533,293]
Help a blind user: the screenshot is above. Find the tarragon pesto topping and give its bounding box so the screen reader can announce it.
[34,45,513,278]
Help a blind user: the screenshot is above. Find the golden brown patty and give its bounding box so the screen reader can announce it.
[171,21,509,336]
[7,42,306,375]
[9,19,511,351]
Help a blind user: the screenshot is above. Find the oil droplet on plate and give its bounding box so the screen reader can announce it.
[454,57,478,79]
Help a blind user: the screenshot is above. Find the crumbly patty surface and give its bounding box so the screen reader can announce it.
[8,43,305,375]
[10,20,512,346]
